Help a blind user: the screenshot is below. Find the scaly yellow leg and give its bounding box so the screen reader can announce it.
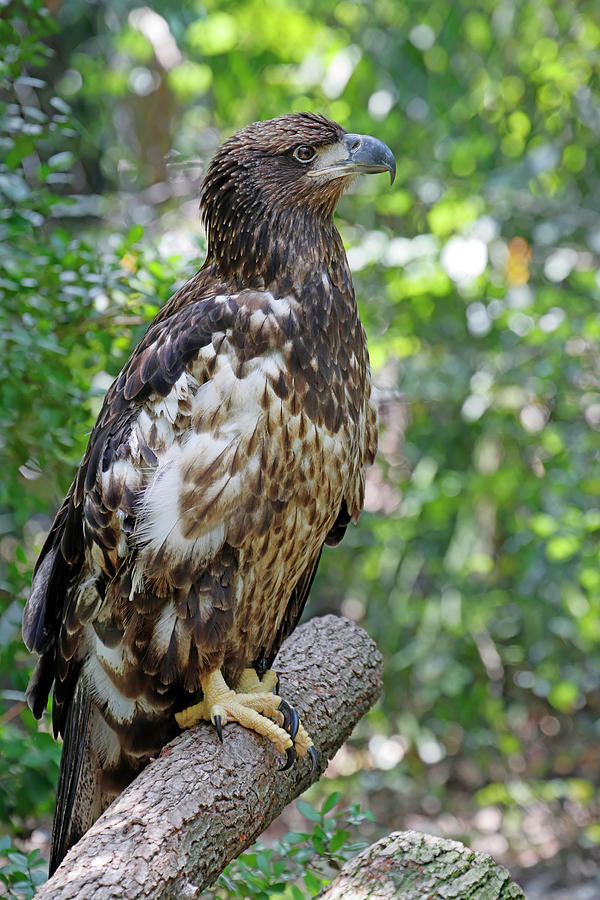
[236,667,279,694]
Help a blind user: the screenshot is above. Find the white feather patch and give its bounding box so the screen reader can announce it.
[93,634,127,672]
[150,603,177,655]
[84,654,137,724]
[267,294,297,317]
[135,348,281,561]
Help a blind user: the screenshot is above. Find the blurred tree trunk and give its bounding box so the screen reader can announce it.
[318,830,525,899]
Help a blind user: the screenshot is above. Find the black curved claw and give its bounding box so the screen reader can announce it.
[278,699,299,740]
[307,745,319,778]
[255,658,268,679]
[280,745,297,771]
[274,675,280,696]
[214,715,223,743]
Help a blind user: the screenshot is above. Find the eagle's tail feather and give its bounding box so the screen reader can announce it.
[49,677,101,875]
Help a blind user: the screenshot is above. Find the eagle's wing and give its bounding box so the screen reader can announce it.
[258,547,324,673]
[23,284,239,732]
[257,498,351,672]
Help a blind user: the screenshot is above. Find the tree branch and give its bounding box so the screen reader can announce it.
[318,831,525,899]
[36,615,383,899]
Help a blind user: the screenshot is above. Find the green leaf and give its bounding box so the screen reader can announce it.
[256,852,271,877]
[49,96,71,114]
[548,680,579,712]
[15,544,27,563]
[15,76,47,89]
[296,801,322,823]
[47,151,75,170]
[329,829,349,853]
[303,872,322,895]
[311,836,326,856]
[126,225,144,244]
[217,871,237,891]
[283,832,310,844]
[0,174,30,202]
[321,791,341,815]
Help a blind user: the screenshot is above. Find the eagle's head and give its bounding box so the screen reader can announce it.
[200,112,395,282]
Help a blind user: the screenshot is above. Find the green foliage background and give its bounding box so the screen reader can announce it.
[2,0,600,891]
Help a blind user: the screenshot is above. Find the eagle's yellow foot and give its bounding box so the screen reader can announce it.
[235,668,319,773]
[237,667,279,695]
[175,668,319,774]
[236,667,298,744]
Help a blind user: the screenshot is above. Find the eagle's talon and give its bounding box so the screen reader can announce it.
[280,745,296,771]
[279,698,299,739]
[180,670,315,768]
[274,675,280,696]
[307,745,319,777]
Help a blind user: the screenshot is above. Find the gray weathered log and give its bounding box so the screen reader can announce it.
[36,615,383,899]
[318,830,525,900]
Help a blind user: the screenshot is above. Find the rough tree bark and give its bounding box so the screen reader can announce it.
[318,831,525,899]
[36,615,383,899]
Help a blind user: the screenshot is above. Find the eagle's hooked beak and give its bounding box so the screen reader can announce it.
[342,133,396,184]
[308,132,396,185]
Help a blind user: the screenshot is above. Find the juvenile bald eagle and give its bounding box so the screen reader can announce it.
[22,113,395,873]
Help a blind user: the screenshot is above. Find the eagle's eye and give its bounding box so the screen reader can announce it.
[293,145,316,163]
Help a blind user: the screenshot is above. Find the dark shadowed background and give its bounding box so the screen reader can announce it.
[2,1,600,896]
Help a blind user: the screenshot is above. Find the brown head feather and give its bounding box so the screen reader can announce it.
[200,113,348,285]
